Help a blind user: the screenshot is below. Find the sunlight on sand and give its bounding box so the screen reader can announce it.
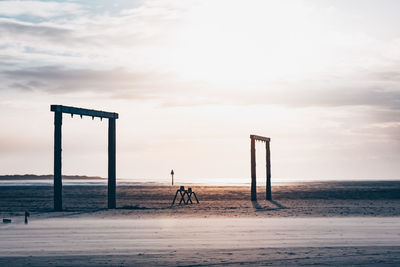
[1,217,399,257]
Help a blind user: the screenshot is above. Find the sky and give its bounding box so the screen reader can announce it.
[0,0,399,183]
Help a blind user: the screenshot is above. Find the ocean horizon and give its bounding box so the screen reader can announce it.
[1,177,399,187]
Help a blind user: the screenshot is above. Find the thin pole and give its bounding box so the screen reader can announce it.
[266,141,271,200]
[108,118,116,209]
[250,136,257,201]
[54,111,63,211]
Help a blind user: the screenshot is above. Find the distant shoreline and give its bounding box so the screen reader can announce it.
[0,175,399,183]
[0,175,105,180]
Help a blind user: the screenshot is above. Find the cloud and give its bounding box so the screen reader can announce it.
[236,85,400,109]
[0,1,83,19]
[2,65,205,99]
[3,64,400,115]
[1,0,400,112]
[0,19,72,41]
[0,2,189,66]
[373,71,400,82]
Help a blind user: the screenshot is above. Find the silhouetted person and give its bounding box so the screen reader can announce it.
[171,169,174,186]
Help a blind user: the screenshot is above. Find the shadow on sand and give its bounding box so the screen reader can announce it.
[30,208,109,220]
[252,200,286,211]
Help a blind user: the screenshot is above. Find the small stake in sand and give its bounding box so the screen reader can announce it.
[25,211,30,224]
[171,169,174,186]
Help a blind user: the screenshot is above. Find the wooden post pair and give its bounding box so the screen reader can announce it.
[51,105,118,211]
[250,134,271,201]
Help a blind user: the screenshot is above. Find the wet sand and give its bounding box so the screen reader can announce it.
[1,181,400,266]
[1,217,400,266]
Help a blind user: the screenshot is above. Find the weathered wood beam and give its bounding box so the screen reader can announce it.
[250,136,257,201]
[51,105,118,119]
[108,118,116,209]
[266,141,271,200]
[53,111,63,211]
[250,134,270,142]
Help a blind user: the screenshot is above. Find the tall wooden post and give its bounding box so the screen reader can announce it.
[266,141,271,200]
[108,118,116,209]
[54,111,63,211]
[250,136,257,201]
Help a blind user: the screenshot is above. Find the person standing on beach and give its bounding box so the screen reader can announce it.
[171,169,174,186]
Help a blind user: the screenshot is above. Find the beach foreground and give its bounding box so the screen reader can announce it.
[1,217,400,266]
[1,181,400,266]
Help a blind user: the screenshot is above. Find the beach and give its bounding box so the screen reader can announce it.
[1,181,400,217]
[1,217,400,266]
[1,181,400,266]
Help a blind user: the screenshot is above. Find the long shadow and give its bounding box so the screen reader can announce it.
[40,208,108,218]
[252,199,286,211]
[269,199,286,209]
[118,205,168,210]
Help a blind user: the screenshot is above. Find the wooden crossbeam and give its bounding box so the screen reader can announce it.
[250,134,270,142]
[51,105,118,119]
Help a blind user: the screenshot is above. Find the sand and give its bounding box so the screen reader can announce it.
[1,181,400,266]
[1,217,400,266]
[1,181,400,218]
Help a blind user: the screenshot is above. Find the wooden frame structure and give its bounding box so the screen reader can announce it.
[50,105,119,211]
[171,186,199,206]
[250,134,271,201]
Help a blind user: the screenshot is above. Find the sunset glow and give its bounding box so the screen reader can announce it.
[0,0,399,182]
